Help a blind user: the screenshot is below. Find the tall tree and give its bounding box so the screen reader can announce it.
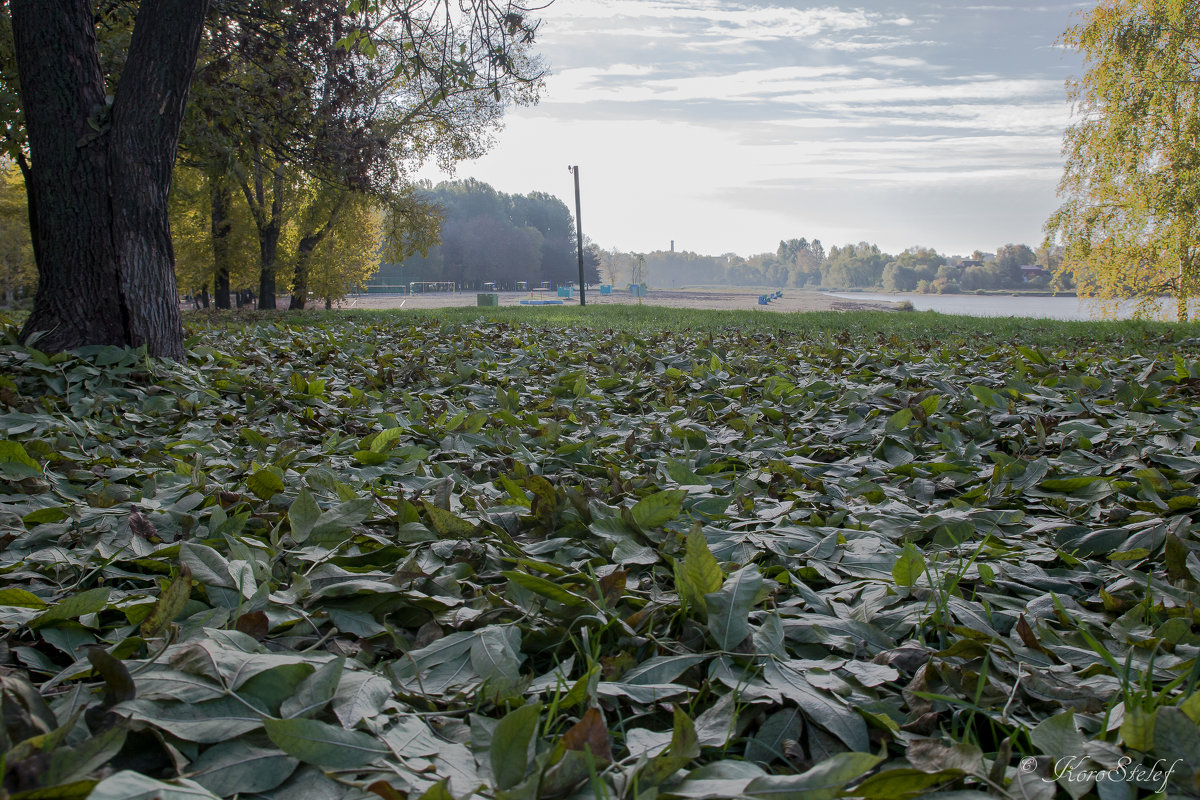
[305,192,384,308]
[0,161,34,306]
[8,0,209,358]
[1047,0,1200,320]
[3,0,545,348]
[189,1,541,309]
[291,184,349,310]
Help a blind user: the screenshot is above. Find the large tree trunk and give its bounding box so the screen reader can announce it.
[290,235,315,311]
[210,171,233,309]
[258,216,280,310]
[238,157,284,311]
[11,0,208,360]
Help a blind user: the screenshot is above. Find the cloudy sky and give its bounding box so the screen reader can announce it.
[420,1,1087,258]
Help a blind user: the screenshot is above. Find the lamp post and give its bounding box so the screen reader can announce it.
[568,165,586,307]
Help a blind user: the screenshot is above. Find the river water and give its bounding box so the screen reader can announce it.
[828,292,1182,321]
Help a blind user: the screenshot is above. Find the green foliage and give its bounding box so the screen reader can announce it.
[606,239,1038,292]
[0,161,35,307]
[169,165,259,298]
[1049,0,1200,321]
[379,179,586,289]
[0,311,1198,798]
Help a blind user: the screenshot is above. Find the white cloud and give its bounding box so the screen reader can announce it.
[775,76,1063,105]
[419,1,1083,256]
[864,55,931,69]
[543,2,903,45]
[547,64,857,104]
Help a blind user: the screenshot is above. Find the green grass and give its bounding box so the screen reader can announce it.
[189,304,1200,356]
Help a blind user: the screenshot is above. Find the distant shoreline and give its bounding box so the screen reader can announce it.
[333,288,899,314]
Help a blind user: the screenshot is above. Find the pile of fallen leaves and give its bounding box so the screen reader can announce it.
[0,315,1198,799]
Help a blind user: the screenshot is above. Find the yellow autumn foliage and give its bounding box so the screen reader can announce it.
[0,162,36,307]
[1048,0,1200,321]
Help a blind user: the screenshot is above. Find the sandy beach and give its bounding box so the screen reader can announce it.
[331,287,900,314]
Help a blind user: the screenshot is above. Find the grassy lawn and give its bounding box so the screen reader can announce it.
[200,304,1200,353]
[1,308,1198,799]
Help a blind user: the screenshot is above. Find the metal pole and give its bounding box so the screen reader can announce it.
[570,165,586,307]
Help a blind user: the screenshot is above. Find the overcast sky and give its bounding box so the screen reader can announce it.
[419,1,1086,258]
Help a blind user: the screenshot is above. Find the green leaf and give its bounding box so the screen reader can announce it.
[1181,692,1200,725]
[847,766,953,799]
[969,384,1006,409]
[1040,475,1108,492]
[281,656,344,719]
[22,506,69,525]
[490,702,541,790]
[632,489,687,529]
[1175,353,1191,380]
[706,566,762,651]
[415,780,456,800]
[638,707,701,787]
[763,660,869,751]
[745,708,804,764]
[179,542,235,589]
[140,565,193,638]
[470,625,521,682]
[263,717,389,769]
[369,426,407,453]
[680,524,724,614]
[668,459,707,486]
[288,488,321,542]
[31,587,111,628]
[247,467,285,500]
[43,726,127,787]
[1030,710,1084,760]
[0,439,42,478]
[524,474,558,524]
[891,543,925,588]
[1018,345,1048,365]
[559,663,599,710]
[1121,705,1155,752]
[503,570,588,607]
[745,751,883,800]
[89,771,221,800]
[668,706,699,759]
[309,495,373,542]
[885,408,913,433]
[119,697,264,742]
[188,741,299,796]
[0,587,48,609]
[422,502,477,537]
[1150,707,1200,784]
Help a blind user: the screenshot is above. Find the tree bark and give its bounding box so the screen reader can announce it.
[11,0,208,360]
[238,155,284,310]
[1179,259,1190,323]
[210,170,233,309]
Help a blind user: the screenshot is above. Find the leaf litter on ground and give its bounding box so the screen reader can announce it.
[0,313,1198,798]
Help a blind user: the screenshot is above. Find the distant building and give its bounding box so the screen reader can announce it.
[1020,265,1046,282]
[959,258,985,269]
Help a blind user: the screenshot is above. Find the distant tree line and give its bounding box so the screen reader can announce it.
[598,239,1071,293]
[373,179,600,290]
